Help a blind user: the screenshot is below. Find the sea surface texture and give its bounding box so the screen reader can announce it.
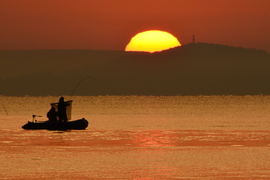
[0,95,270,179]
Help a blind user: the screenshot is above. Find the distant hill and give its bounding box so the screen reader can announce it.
[1,43,270,96]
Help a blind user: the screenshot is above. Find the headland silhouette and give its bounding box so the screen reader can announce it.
[0,43,269,96]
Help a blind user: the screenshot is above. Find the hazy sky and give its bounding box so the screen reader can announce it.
[1,0,269,52]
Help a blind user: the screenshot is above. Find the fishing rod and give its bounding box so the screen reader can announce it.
[68,53,129,100]
[69,76,97,99]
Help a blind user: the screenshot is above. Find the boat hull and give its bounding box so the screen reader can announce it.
[22,118,88,130]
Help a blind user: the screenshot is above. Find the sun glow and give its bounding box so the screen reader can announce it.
[125,30,181,53]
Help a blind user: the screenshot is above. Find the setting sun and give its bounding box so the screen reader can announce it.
[125,30,181,53]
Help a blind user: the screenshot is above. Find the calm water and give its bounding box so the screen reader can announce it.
[0,95,270,179]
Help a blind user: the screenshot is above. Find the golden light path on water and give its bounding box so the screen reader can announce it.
[0,95,270,179]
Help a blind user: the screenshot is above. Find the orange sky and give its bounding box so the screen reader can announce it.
[0,0,269,52]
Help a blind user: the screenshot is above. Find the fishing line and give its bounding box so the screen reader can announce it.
[69,76,97,99]
[68,53,130,100]
[2,104,9,116]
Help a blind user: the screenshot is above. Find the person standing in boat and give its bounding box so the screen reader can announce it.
[47,107,58,122]
[57,97,69,122]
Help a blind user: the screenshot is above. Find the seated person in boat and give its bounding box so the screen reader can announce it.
[47,107,58,122]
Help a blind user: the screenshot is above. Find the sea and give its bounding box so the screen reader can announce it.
[0,95,270,179]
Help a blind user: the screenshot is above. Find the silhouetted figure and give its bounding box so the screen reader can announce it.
[57,97,68,122]
[47,107,58,122]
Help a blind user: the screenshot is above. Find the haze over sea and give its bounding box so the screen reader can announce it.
[0,95,270,179]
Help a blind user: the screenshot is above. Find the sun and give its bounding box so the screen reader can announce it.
[125,30,181,53]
